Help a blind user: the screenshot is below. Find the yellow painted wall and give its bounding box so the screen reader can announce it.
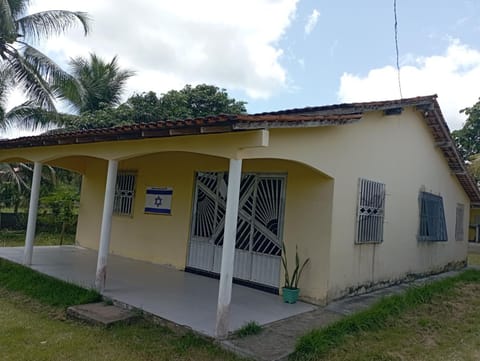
[325,110,469,300]
[5,106,470,304]
[75,153,333,303]
[240,109,469,300]
[75,158,107,248]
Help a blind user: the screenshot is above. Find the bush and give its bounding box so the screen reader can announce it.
[0,212,27,230]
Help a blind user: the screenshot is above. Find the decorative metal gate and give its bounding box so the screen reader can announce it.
[187,172,286,289]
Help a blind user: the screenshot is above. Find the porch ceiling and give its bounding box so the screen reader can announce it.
[0,246,315,337]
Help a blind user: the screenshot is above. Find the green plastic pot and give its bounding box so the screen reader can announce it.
[282,287,300,304]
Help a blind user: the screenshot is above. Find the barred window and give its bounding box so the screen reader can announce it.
[113,172,136,216]
[455,203,465,241]
[418,192,447,242]
[355,178,386,244]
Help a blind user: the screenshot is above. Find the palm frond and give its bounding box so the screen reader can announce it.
[0,162,29,191]
[18,162,32,171]
[6,0,29,19]
[64,53,135,113]
[0,64,14,107]
[7,46,55,110]
[15,10,90,43]
[3,100,59,130]
[22,44,73,84]
[0,0,17,43]
[43,164,57,186]
[105,55,135,105]
[51,57,85,112]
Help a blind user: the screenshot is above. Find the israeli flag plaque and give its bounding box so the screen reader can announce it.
[144,187,173,215]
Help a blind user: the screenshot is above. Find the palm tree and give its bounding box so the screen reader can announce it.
[0,65,13,128]
[58,54,135,114]
[0,0,89,120]
[0,162,56,215]
[0,63,67,131]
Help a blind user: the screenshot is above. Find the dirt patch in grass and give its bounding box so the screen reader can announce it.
[313,283,480,361]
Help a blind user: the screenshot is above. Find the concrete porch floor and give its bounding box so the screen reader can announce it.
[0,246,315,337]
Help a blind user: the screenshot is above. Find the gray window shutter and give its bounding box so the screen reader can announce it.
[418,191,447,242]
[455,204,465,241]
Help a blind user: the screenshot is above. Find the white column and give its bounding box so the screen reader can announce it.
[95,160,118,292]
[23,162,43,265]
[215,158,242,338]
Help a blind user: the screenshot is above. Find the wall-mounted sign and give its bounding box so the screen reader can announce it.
[144,187,173,215]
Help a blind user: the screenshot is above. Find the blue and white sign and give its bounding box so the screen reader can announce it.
[144,187,173,215]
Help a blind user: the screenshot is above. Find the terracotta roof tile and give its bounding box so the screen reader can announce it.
[0,94,478,203]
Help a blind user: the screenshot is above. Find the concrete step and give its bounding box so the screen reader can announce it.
[67,302,138,327]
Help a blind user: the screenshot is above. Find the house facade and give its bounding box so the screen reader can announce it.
[0,95,478,337]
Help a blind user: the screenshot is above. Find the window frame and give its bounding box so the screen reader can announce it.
[355,178,386,244]
[113,171,137,217]
[418,191,447,242]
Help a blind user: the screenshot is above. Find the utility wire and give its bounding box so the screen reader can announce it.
[394,0,403,99]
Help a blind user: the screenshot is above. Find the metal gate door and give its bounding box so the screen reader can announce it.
[187,171,285,289]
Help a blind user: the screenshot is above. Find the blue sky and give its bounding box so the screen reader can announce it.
[246,0,480,123]
[6,0,480,137]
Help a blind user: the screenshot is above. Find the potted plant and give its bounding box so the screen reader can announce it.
[281,242,310,304]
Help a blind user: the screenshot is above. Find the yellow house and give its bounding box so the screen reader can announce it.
[469,207,480,242]
[0,94,478,337]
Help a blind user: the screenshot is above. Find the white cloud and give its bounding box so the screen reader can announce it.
[304,9,320,35]
[27,0,299,100]
[338,40,480,130]
[5,88,26,114]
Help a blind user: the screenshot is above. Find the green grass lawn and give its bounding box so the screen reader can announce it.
[0,259,241,361]
[293,269,480,361]
[0,230,75,247]
[2,242,480,361]
[0,289,241,361]
[304,281,480,361]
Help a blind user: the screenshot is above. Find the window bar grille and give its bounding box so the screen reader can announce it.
[356,178,386,244]
[114,172,136,216]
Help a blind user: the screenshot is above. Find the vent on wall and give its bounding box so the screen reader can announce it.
[384,107,403,116]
